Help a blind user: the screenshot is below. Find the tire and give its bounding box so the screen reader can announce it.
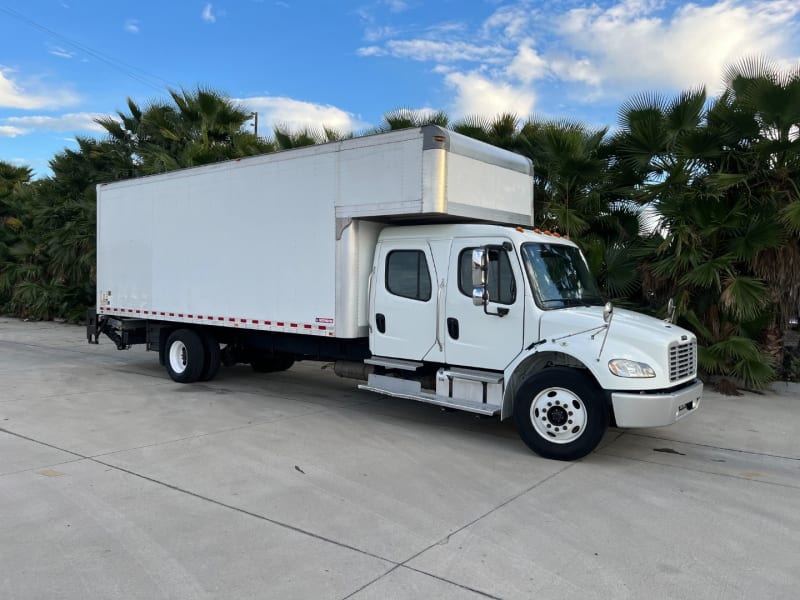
[513,367,608,461]
[165,329,205,383]
[200,331,221,382]
[250,352,295,373]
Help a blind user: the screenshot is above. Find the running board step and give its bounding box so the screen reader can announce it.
[364,356,423,371]
[441,367,503,384]
[359,374,499,416]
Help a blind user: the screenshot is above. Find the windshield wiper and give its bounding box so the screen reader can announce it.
[541,297,603,308]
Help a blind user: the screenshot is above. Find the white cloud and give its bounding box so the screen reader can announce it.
[364,25,398,42]
[0,125,25,138]
[357,46,385,57]
[201,3,216,23]
[444,71,535,118]
[481,2,535,40]
[0,69,80,110]
[1,113,107,136]
[357,0,800,118]
[506,40,548,84]
[7,113,107,132]
[384,0,408,12]
[48,46,74,59]
[238,96,368,134]
[558,0,800,93]
[125,19,140,34]
[371,39,510,63]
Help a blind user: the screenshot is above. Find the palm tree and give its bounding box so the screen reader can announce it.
[95,87,274,174]
[715,58,800,348]
[610,74,791,388]
[272,125,351,150]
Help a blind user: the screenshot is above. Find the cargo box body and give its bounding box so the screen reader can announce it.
[96,126,533,339]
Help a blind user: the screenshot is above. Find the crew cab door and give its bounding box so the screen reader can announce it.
[370,240,443,361]
[444,239,525,370]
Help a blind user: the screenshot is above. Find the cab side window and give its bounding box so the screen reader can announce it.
[458,247,516,305]
[386,250,432,301]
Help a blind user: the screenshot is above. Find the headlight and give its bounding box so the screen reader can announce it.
[608,359,656,378]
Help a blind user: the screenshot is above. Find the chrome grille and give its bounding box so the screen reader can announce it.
[669,340,696,382]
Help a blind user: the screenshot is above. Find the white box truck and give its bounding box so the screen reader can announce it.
[88,126,702,460]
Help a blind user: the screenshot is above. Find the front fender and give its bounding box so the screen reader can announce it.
[502,345,604,420]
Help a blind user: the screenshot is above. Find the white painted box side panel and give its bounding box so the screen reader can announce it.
[336,135,423,218]
[445,153,533,225]
[98,153,340,335]
[96,187,154,312]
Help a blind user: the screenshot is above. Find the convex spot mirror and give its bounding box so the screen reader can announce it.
[472,248,488,306]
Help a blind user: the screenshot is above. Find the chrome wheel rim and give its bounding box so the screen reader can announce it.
[168,340,188,374]
[530,387,587,444]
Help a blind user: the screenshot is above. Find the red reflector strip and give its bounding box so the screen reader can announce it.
[207,316,213,320]
[290,323,298,328]
[252,320,259,324]
[143,310,149,315]
[217,317,223,321]
[160,312,165,316]
[318,326,327,331]
[188,314,194,318]
[277,322,284,326]
[241,319,247,323]
[169,313,175,316]
[265,321,271,325]
[178,314,184,318]
[228,318,234,322]
[303,324,312,329]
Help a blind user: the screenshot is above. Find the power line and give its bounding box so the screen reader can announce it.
[0,5,176,92]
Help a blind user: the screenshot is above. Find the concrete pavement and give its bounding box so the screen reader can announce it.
[1,317,798,599]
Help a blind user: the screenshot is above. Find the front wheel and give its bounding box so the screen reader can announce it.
[513,368,608,461]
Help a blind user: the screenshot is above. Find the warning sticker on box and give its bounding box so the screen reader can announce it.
[315,317,334,324]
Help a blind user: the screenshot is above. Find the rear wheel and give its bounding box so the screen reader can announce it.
[199,330,221,381]
[165,329,205,383]
[513,368,608,461]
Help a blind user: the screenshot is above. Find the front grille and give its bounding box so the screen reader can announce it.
[669,340,696,382]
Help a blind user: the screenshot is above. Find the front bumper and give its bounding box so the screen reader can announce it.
[611,380,703,428]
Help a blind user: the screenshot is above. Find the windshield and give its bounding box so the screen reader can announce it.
[521,242,604,309]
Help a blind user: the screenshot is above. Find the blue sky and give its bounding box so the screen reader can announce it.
[1,0,799,176]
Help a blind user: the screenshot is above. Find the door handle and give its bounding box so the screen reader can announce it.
[447,317,459,340]
[376,313,386,333]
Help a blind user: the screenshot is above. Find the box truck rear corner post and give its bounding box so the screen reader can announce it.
[88,126,703,461]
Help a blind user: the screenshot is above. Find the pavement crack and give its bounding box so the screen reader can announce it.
[351,463,577,600]
[337,466,580,600]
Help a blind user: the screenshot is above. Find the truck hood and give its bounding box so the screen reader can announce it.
[538,305,697,388]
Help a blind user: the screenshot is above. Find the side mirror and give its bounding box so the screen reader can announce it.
[603,301,614,323]
[472,248,488,306]
[666,298,676,324]
[471,248,487,287]
[472,287,488,307]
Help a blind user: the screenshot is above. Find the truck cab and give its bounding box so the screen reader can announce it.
[364,223,703,460]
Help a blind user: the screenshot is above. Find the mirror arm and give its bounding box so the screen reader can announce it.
[484,304,509,318]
